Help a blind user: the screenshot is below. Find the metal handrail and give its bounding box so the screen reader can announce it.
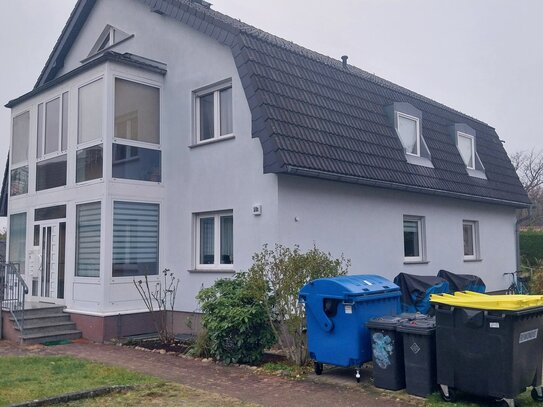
[1,262,28,340]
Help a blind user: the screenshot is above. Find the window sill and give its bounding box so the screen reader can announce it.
[464,258,483,263]
[189,134,235,149]
[403,260,430,265]
[405,154,434,168]
[188,268,236,274]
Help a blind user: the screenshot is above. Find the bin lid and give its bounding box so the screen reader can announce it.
[430,291,543,311]
[299,275,399,300]
[399,312,430,321]
[367,315,409,330]
[397,318,436,335]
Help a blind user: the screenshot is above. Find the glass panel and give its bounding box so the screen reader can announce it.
[8,212,26,274]
[97,32,110,52]
[35,205,67,221]
[36,154,67,191]
[45,97,60,154]
[10,166,28,196]
[12,111,30,164]
[61,92,69,151]
[37,103,43,159]
[76,202,101,277]
[115,79,160,144]
[458,134,474,168]
[199,93,214,141]
[463,223,475,256]
[403,219,420,258]
[220,215,233,264]
[78,79,103,144]
[113,201,159,277]
[77,144,103,183]
[398,115,418,155]
[199,217,214,265]
[58,222,66,299]
[112,143,161,182]
[33,225,40,246]
[220,87,233,136]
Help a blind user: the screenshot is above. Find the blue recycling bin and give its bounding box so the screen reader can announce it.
[299,275,401,381]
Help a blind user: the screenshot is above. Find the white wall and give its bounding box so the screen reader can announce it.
[277,175,517,292]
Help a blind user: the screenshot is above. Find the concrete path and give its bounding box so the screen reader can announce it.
[0,340,415,407]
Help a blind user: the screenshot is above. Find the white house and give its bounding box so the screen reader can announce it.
[1,0,530,342]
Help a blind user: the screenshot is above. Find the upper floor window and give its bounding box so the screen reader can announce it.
[10,112,30,196]
[386,102,433,168]
[113,78,161,182]
[403,215,426,263]
[36,93,68,191]
[451,124,486,179]
[457,132,475,169]
[194,81,233,143]
[397,113,420,156]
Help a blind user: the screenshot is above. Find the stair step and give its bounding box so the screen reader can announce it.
[13,306,66,318]
[21,330,82,344]
[16,321,77,334]
[10,313,71,325]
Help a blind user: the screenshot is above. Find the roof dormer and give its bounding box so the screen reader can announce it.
[386,102,433,168]
[450,123,486,179]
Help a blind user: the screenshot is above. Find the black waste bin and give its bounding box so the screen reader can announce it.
[398,318,436,397]
[366,315,409,390]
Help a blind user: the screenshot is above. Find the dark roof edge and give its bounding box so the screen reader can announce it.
[35,0,97,88]
[7,52,167,108]
[286,166,531,209]
[0,154,9,217]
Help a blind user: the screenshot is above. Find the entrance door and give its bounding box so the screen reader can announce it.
[33,221,66,303]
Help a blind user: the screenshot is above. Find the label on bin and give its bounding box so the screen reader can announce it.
[344,304,353,314]
[519,329,538,344]
[489,322,500,329]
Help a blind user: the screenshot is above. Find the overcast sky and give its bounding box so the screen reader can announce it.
[1,0,542,229]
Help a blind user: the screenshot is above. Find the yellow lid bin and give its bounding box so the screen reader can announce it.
[430,291,543,311]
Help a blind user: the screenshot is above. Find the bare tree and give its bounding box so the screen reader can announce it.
[511,149,543,227]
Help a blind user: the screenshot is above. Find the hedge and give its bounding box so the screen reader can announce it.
[520,231,543,265]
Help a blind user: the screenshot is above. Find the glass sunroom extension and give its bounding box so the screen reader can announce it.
[6,54,167,311]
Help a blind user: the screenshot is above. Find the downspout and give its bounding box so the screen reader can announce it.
[516,206,534,271]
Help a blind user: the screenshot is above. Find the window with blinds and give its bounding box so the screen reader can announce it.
[113,201,159,277]
[76,202,101,277]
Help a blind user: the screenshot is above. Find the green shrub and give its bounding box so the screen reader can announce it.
[196,274,275,365]
[247,244,350,366]
[520,231,543,265]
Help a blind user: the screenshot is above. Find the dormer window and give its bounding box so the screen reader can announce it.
[457,132,475,169]
[386,102,433,168]
[451,124,486,179]
[397,113,420,156]
[87,25,133,59]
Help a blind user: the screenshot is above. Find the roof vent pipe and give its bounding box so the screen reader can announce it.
[341,55,348,68]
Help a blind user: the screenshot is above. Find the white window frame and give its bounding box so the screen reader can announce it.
[194,80,233,144]
[457,132,476,170]
[396,112,420,157]
[463,220,480,261]
[195,211,234,270]
[403,215,425,263]
[36,93,69,162]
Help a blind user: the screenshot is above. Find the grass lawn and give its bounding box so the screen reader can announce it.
[0,355,157,406]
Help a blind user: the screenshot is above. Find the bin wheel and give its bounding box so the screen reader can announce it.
[314,362,323,375]
[532,388,543,402]
[497,400,520,407]
[439,387,457,402]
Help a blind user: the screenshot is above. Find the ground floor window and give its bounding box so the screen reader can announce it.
[463,220,480,260]
[113,201,159,277]
[8,212,27,274]
[76,202,101,277]
[195,211,233,269]
[403,215,425,262]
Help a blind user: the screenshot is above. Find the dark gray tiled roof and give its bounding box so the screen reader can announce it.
[26,0,533,207]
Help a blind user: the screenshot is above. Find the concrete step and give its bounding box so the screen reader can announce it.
[21,330,82,345]
[11,313,72,327]
[12,305,66,318]
[15,321,78,335]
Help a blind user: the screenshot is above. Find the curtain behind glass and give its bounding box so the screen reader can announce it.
[220,87,233,136]
[200,217,214,264]
[398,116,418,155]
[9,213,27,274]
[458,135,474,168]
[220,215,233,264]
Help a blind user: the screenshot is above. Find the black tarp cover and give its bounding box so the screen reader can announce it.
[437,269,486,293]
[393,273,449,314]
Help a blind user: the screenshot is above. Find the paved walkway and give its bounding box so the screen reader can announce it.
[0,340,415,407]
